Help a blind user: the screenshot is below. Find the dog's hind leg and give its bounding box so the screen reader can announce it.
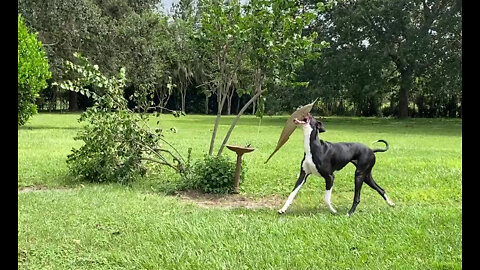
[324,174,337,214]
[278,169,309,214]
[347,171,365,216]
[364,175,395,207]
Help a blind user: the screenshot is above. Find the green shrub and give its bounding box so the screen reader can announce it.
[18,14,51,126]
[67,111,150,183]
[57,54,186,183]
[188,155,247,194]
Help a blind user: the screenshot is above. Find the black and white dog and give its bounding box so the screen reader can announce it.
[278,113,395,216]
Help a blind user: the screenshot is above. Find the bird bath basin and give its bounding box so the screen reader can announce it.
[226,145,255,194]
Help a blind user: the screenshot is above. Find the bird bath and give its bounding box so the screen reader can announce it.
[226,144,255,194]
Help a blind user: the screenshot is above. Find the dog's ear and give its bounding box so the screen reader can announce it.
[316,121,326,133]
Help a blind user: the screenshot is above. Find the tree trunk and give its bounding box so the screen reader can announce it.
[208,87,228,155]
[459,97,462,118]
[235,95,240,114]
[398,88,409,118]
[251,68,262,116]
[390,94,396,116]
[69,91,79,111]
[160,93,171,114]
[226,84,236,115]
[179,81,187,113]
[209,109,222,155]
[398,68,413,118]
[217,89,265,156]
[205,95,209,114]
[227,95,233,115]
[181,92,186,113]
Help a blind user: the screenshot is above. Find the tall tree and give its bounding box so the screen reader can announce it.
[307,0,462,118]
[216,0,325,156]
[196,0,248,155]
[170,0,197,113]
[19,0,107,111]
[18,0,161,111]
[115,11,173,111]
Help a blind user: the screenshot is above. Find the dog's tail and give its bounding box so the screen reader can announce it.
[372,139,389,153]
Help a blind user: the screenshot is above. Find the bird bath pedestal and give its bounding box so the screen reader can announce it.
[226,145,255,194]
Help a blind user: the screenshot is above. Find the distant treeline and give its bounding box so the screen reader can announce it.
[19,0,461,118]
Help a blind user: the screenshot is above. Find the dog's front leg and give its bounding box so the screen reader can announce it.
[278,170,309,214]
[324,174,337,214]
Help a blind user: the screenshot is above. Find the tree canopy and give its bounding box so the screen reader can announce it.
[299,0,462,118]
[18,0,462,118]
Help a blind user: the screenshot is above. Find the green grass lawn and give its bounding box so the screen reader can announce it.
[18,113,462,269]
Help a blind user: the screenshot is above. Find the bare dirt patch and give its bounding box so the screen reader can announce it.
[18,186,284,210]
[176,190,284,209]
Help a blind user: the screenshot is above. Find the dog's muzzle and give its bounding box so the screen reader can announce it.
[294,117,309,125]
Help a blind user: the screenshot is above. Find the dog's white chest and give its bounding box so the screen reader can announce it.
[301,125,320,176]
[302,154,319,175]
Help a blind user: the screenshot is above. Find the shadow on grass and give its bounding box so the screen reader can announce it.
[18,175,78,189]
[281,206,343,217]
[228,202,348,217]
[18,125,81,131]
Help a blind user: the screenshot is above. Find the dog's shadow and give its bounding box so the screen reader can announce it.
[278,205,349,217]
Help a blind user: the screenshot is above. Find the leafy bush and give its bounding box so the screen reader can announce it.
[57,53,187,183]
[188,155,246,194]
[67,111,150,183]
[18,14,51,126]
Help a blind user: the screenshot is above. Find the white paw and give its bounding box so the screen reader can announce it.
[384,194,395,207]
[329,207,337,214]
[278,209,286,214]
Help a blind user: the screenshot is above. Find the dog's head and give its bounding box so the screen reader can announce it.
[294,113,326,133]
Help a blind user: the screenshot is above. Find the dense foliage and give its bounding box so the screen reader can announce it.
[18,0,164,111]
[18,14,51,126]
[57,54,187,183]
[296,0,462,118]
[19,0,461,118]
